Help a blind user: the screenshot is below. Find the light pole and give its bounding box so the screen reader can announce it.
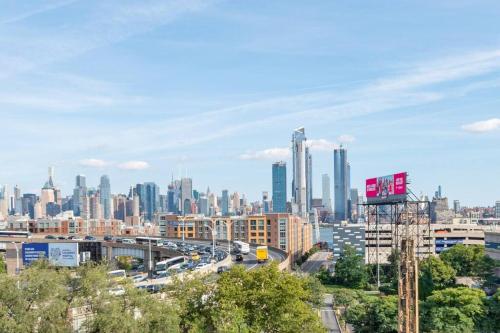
[204,223,216,259]
[11,242,21,289]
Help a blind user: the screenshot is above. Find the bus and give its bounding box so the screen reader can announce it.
[0,230,32,238]
[233,241,250,255]
[154,256,186,274]
[135,236,164,247]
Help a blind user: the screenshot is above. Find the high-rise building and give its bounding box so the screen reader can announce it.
[143,182,159,221]
[262,191,272,213]
[73,175,87,216]
[496,201,500,219]
[99,175,111,219]
[272,161,287,213]
[453,200,461,215]
[350,188,359,222]
[334,146,349,221]
[306,147,313,212]
[22,193,37,218]
[13,185,22,215]
[321,174,332,212]
[221,190,229,216]
[0,185,8,218]
[232,192,241,213]
[181,178,193,215]
[292,127,307,217]
[199,194,209,216]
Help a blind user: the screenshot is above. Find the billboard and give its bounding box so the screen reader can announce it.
[366,172,407,203]
[22,242,79,267]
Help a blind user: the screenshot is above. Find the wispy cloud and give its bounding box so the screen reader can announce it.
[117,161,150,170]
[337,134,355,144]
[1,0,79,25]
[462,118,500,133]
[239,148,290,161]
[79,159,109,168]
[307,139,338,152]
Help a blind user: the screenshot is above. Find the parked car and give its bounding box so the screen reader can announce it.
[103,235,114,241]
[84,235,97,241]
[217,266,229,274]
[131,274,148,283]
[235,254,244,262]
[195,262,210,270]
[57,236,67,240]
[45,235,56,239]
[121,238,136,244]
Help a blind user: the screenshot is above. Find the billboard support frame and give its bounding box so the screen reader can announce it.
[361,197,431,333]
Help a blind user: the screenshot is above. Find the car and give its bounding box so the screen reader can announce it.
[195,262,210,270]
[68,235,83,241]
[131,274,148,283]
[57,235,67,240]
[217,266,229,274]
[152,271,170,279]
[235,254,244,262]
[45,235,56,239]
[190,252,201,261]
[84,235,97,241]
[103,235,114,241]
[121,238,136,244]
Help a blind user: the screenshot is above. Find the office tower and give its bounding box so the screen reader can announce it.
[181,178,193,215]
[334,146,349,221]
[453,200,461,215]
[350,188,359,222]
[232,192,241,213]
[22,193,37,218]
[272,161,287,213]
[322,174,332,212]
[13,185,22,215]
[99,175,111,219]
[292,127,307,217]
[199,194,209,216]
[221,190,229,216]
[167,178,181,214]
[496,201,500,219]
[306,147,313,212]
[142,182,159,221]
[73,175,87,216]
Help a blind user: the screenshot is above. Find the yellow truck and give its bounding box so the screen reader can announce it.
[256,246,269,263]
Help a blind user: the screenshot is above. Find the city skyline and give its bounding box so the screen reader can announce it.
[1,1,500,206]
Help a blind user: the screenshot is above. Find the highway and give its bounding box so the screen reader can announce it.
[300,251,331,273]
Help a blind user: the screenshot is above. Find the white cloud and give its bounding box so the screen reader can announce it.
[307,139,338,152]
[79,158,108,168]
[462,118,500,133]
[239,148,290,161]
[117,160,150,170]
[337,134,355,144]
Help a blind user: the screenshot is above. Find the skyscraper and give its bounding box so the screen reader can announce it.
[292,127,307,217]
[350,188,359,222]
[181,178,193,215]
[306,147,313,212]
[453,200,461,215]
[272,161,287,213]
[334,146,349,221]
[496,201,500,219]
[321,174,332,212]
[221,190,229,216]
[262,191,271,213]
[73,175,87,216]
[144,182,159,221]
[99,175,111,219]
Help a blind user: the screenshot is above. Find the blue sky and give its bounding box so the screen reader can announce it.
[1,0,499,206]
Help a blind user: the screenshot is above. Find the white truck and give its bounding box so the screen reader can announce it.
[233,241,250,255]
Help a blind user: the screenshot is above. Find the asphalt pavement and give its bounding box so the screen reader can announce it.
[321,294,341,333]
[300,251,331,274]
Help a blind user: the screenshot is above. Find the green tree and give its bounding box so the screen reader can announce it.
[419,256,456,299]
[421,287,486,333]
[345,295,398,333]
[334,245,368,289]
[440,244,495,279]
[315,266,334,284]
[170,262,326,333]
[480,289,500,333]
[0,254,6,274]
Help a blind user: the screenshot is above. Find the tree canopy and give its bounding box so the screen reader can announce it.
[345,295,398,333]
[334,245,368,289]
[440,244,495,279]
[419,256,456,299]
[421,287,486,333]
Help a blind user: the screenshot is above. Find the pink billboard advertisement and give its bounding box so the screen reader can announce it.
[366,172,407,203]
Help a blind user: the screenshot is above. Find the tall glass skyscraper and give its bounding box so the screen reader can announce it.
[181,178,192,215]
[292,127,308,217]
[144,182,159,222]
[272,161,287,213]
[73,175,87,216]
[322,174,332,212]
[306,147,313,212]
[221,190,229,216]
[334,147,349,221]
[99,175,111,219]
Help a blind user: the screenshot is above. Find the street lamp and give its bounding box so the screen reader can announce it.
[204,222,217,259]
[11,242,22,289]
